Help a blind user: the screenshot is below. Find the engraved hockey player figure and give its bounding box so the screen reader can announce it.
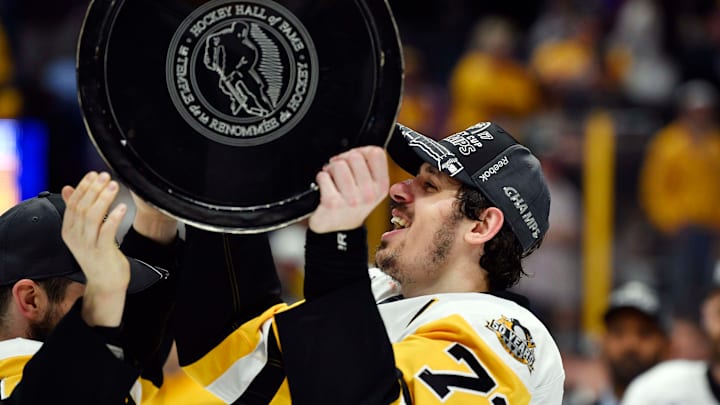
[204,21,277,117]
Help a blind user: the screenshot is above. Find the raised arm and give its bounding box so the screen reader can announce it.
[117,192,181,393]
[61,172,131,328]
[275,146,400,404]
[4,172,141,404]
[61,173,179,399]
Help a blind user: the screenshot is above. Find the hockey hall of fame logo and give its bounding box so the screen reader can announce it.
[167,0,319,146]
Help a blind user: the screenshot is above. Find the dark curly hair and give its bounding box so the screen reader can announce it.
[455,184,541,290]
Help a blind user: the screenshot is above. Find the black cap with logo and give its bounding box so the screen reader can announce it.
[387,122,550,255]
[0,192,166,293]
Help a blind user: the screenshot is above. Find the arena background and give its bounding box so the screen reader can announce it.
[1,0,719,403]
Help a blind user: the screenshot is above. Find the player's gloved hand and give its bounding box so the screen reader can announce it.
[61,171,129,327]
[308,146,389,234]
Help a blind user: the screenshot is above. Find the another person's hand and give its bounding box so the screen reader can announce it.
[308,146,389,233]
[61,171,129,327]
[130,191,177,244]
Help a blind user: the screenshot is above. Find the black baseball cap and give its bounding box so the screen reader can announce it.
[603,281,666,330]
[0,192,166,293]
[387,122,550,255]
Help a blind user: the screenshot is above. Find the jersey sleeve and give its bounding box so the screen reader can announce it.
[385,298,564,405]
[180,303,290,403]
[392,314,531,404]
[119,226,182,389]
[274,227,400,404]
[173,226,283,367]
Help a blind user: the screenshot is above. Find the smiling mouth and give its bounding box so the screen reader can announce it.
[390,216,410,229]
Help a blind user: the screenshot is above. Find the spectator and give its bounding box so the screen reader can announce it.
[638,79,720,320]
[529,9,604,108]
[604,0,678,107]
[622,283,720,404]
[597,281,669,404]
[0,173,178,403]
[446,16,540,133]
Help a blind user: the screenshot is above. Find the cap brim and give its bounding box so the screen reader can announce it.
[603,306,659,324]
[386,123,426,175]
[386,123,477,186]
[64,257,166,294]
[603,306,669,335]
[126,258,167,294]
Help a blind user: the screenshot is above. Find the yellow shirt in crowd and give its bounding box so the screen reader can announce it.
[639,121,720,234]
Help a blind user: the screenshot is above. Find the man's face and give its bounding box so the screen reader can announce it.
[28,282,85,341]
[701,291,720,362]
[602,309,667,389]
[376,163,468,293]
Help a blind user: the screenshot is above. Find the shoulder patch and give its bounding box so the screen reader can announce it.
[486,316,536,372]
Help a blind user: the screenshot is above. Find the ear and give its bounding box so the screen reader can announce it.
[463,207,504,246]
[12,280,48,322]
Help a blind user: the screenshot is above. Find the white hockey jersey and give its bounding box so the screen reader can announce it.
[183,268,565,404]
[622,360,719,405]
[371,268,565,404]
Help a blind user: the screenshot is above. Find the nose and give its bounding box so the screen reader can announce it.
[389,179,414,204]
[617,331,644,351]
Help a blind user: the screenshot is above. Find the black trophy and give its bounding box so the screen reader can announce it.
[77,0,403,232]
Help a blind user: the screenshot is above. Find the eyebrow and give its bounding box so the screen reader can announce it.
[423,164,440,176]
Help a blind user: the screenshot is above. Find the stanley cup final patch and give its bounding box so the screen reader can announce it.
[166,0,319,147]
[486,316,536,372]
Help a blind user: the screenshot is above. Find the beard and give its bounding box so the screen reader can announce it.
[711,339,720,365]
[608,352,661,388]
[376,212,460,285]
[27,305,64,342]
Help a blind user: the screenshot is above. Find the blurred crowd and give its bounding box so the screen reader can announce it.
[1,0,720,403]
[392,1,720,403]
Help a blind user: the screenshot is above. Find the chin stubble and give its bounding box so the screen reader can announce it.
[375,213,460,284]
